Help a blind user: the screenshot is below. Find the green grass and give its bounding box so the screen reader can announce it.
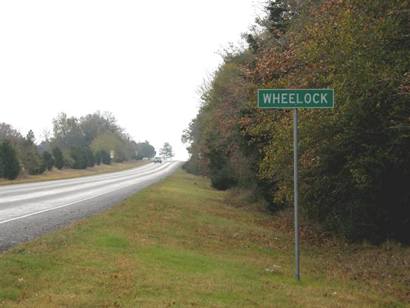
[0,169,408,307]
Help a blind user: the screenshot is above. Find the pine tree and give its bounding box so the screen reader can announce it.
[52,147,64,170]
[0,141,20,180]
[42,151,54,171]
[100,150,111,165]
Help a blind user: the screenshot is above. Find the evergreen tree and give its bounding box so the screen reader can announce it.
[42,151,54,171]
[100,150,111,165]
[21,130,45,175]
[94,150,102,165]
[0,141,20,180]
[52,147,64,169]
[85,147,95,167]
[70,147,88,169]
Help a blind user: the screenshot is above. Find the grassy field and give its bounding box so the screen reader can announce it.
[0,170,408,307]
[0,160,149,186]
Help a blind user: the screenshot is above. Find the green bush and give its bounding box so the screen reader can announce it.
[210,167,237,190]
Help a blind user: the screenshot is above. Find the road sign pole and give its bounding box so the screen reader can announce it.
[293,108,300,281]
[257,88,334,280]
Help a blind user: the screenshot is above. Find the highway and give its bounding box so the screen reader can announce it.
[0,161,181,250]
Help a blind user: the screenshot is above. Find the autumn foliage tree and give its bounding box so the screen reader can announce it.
[183,0,410,243]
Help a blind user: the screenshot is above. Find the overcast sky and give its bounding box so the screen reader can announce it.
[0,1,264,160]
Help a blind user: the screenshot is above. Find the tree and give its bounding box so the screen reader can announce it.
[70,146,94,169]
[20,130,45,175]
[134,141,156,160]
[0,123,23,144]
[80,111,121,145]
[85,147,95,167]
[0,141,20,180]
[182,0,410,243]
[159,142,174,160]
[52,113,86,150]
[264,0,295,37]
[100,150,111,165]
[90,132,133,163]
[26,130,35,143]
[52,147,64,169]
[0,124,47,176]
[42,151,54,171]
[94,150,102,165]
[50,112,136,164]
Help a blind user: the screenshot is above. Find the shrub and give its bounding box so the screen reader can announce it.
[210,167,237,190]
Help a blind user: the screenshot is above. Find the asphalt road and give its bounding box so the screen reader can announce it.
[0,161,182,251]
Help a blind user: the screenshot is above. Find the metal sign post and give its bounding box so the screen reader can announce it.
[293,108,300,281]
[257,88,334,281]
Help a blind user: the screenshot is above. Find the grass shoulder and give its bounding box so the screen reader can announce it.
[0,160,149,186]
[0,169,408,306]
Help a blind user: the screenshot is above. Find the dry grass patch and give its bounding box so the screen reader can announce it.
[0,160,148,186]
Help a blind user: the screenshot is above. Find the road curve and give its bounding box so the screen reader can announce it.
[0,161,182,251]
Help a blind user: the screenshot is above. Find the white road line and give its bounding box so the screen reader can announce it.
[0,191,113,225]
[0,161,178,225]
[0,162,162,195]
[0,162,171,203]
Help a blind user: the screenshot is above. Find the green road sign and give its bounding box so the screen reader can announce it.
[257,89,334,109]
[257,87,335,281]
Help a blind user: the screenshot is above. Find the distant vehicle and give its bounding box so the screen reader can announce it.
[153,157,162,163]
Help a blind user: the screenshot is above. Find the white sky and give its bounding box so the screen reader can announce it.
[0,1,264,160]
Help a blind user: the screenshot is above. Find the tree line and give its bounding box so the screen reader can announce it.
[182,0,410,243]
[0,112,157,180]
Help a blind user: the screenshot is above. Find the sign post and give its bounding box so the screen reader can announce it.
[293,108,300,281]
[257,89,334,281]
